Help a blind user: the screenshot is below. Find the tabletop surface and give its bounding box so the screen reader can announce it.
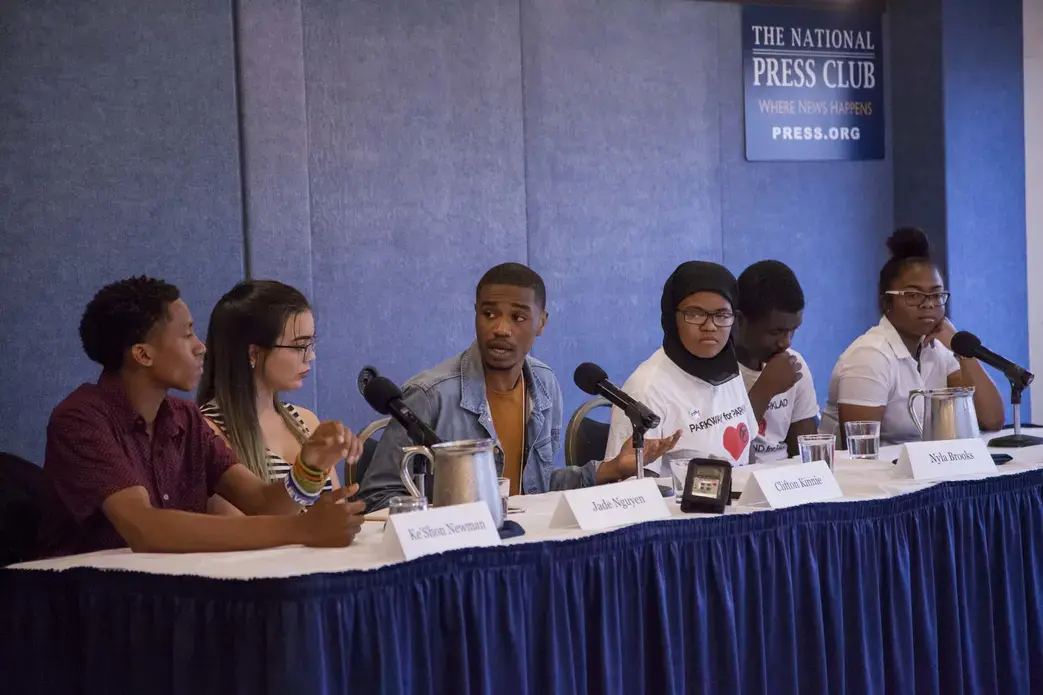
[11,429,1043,580]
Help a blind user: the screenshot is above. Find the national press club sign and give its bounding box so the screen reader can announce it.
[742,5,885,161]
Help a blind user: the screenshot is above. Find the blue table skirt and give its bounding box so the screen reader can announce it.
[4,470,1043,695]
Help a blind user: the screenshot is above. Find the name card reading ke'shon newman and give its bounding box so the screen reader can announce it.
[550,478,670,530]
[895,438,996,481]
[736,460,842,509]
[383,502,501,561]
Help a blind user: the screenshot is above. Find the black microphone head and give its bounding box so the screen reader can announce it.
[357,365,379,397]
[362,376,402,415]
[574,362,608,396]
[951,331,982,359]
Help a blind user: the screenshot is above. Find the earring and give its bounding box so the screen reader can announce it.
[250,359,256,369]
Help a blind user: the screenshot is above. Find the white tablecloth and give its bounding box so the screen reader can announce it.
[12,428,1043,580]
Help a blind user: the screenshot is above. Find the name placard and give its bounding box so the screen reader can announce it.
[383,502,501,561]
[895,438,995,481]
[550,478,670,530]
[736,460,842,508]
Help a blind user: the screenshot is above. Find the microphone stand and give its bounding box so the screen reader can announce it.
[624,405,660,481]
[989,379,1043,448]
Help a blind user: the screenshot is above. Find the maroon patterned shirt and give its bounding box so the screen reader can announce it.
[43,374,236,556]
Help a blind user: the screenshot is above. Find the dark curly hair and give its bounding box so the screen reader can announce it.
[79,276,181,371]
[737,260,805,321]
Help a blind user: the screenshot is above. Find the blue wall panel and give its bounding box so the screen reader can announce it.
[235,0,318,411]
[943,0,1028,416]
[0,0,244,462]
[521,0,724,431]
[300,0,528,431]
[889,0,949,267]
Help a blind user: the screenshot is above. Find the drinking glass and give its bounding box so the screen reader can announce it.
[383,495,428,531]
[664,449,701,503]
[388,495,428,515]
[844,421,881,460]
[798,434,836,471]
[498,477,510,517]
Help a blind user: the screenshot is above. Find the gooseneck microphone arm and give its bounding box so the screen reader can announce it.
[574,362,661,479]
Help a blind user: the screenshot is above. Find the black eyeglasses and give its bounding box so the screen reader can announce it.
[884,290,950,308]
[677,309,735,327]
[271,338,317,359]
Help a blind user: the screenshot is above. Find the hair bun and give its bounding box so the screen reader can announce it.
[887,227,931,260]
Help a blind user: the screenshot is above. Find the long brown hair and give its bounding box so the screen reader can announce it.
[198,281,311,481]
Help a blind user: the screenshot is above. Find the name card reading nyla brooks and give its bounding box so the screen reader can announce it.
[383,502,501,561]
[550,478,670,530]
[895,438,995,481]
[736,460,842,509]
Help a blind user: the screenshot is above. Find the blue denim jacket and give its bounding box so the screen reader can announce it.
[359,342,599,511]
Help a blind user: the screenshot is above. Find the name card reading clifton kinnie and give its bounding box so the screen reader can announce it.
[550,478,670,530]
[895,438,995,481]
[736,460,842,508]
[383,502,501,561]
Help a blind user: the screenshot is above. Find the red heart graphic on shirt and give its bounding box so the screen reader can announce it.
[723,423,750,460]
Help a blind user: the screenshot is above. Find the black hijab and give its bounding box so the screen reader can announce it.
[661,261,740,386]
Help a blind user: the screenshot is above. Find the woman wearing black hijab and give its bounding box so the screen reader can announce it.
[604,262,759,472]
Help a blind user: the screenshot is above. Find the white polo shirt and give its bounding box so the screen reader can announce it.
[604,347,758,472]
[739,349,820,462]
[820,316,961,445]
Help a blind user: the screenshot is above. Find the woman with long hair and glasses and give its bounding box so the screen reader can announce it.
[199,281,342,514]
[603,261,756,469]
[820,228,1004,445]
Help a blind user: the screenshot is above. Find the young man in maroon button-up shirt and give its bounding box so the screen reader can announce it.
[43,276,366,557]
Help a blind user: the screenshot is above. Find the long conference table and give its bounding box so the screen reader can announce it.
[5,431,1043,694]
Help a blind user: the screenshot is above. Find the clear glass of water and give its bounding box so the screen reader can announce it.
[844,421,881,460]
[664,449,701,503]
[388,495,428,515]
[797,434,836,470]
[498,477,510,517]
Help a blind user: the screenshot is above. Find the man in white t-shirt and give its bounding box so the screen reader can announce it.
[734,261,819,462]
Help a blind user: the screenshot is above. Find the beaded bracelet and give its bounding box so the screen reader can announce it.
[283,454,329,506]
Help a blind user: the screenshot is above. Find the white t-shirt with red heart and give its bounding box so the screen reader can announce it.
[604,347,758,473]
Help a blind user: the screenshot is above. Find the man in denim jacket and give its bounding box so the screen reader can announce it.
[360,263,680,511]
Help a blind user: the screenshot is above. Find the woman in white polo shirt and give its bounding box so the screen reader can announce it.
[820,228,1004,445]
[605,261,759,469]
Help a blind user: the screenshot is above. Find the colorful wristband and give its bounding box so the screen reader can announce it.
[284,453,329,506]
[284,473,319,506]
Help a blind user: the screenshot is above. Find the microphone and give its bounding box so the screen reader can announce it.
[360,371,442,448]
[574,362,660,432]
[950,332,1034,390]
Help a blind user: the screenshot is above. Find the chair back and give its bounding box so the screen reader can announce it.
[0,453,59,565]
[565,397,612,468]
[353,417,391,485]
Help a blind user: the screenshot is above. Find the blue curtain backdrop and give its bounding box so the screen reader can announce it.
[4,470,1043,694]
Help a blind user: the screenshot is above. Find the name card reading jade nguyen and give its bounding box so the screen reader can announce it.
[383,502,501,561]
[550,478,670,530]
[895,439,995,481]
[742,4,884,161]
[736,460,842,509]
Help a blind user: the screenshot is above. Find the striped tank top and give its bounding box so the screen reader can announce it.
[200,400,333,492]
